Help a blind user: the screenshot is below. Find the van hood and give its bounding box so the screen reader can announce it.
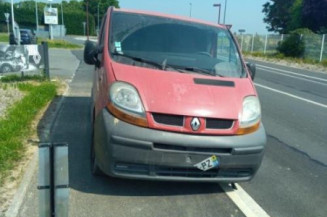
[111,62,256,119]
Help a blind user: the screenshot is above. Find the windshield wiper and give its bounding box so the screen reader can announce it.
[112,52,164,69]
[112,53,221,76]
[113,52,186,73]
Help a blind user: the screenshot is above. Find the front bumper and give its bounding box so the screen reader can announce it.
[94,109,266,182]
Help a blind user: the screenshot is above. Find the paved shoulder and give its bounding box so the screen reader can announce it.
[49,49,81,81]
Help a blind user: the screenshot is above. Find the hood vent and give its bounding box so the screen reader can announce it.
[194,78,235,87]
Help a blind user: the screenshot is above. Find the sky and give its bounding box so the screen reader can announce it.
[119,0,269,34]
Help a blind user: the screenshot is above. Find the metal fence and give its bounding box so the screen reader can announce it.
[235,33,327,62]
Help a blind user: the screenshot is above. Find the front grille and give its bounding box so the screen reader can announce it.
[152,113,233,130]
[153,143,232,154]
[206,118,233,129]
[152,113,184,126]
[114,162,253,178]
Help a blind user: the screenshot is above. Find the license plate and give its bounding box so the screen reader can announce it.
[194,155,219,171]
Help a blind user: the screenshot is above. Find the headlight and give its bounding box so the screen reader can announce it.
[110,82,145,116]
[237,96,261,134]
[108,82,148,127]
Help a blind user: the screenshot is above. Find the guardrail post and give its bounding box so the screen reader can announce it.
[251,34,254,53]
[320,34,325,62]
[38,143,69,217]
[264,34,268,54]
[38,143,51,217]
[42,41,50,80]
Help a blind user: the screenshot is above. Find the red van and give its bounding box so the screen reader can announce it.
[84,7,266,182]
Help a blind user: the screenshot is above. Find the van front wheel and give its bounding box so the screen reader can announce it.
[90,124,104,176]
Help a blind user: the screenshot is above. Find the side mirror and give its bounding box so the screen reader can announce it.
[84,40,100,66]
[246,62,256,80]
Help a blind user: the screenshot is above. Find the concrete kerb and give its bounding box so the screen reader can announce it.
[4,49,80,217]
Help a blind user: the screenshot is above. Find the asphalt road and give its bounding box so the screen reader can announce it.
[14,49,327,217]
[242,59,327,217]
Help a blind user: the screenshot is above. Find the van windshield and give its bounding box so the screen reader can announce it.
[109,11,245,78]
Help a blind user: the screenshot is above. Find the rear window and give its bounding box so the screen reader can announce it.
[109,11,244,78]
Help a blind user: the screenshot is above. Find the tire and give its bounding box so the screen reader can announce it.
[90,121,104,176]
[0,64,13,73]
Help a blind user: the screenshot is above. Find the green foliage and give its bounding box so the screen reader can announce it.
[0,33,8,42]
[244,47,327,68]
[277,34,303,57]
[288,0,303,31]
[0,1,98,35]
[302,0,327,33]
[263,0,327,34]
[42,39,83,49]
[83,0,119,26]
[0,74,46,82]
[0,82,57,184]
[276,28,314,57]
[291,28,315,35]
[262,0,296,33]
[64,10,96,35]
[271,52,285,59]
[62,0,84,12]
[246,51,265,57]
[322,59,327,67]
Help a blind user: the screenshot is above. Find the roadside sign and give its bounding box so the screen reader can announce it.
[44,7,58,25]
[4,13,10,22]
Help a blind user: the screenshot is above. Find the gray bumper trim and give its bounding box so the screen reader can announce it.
[93,109,267,182]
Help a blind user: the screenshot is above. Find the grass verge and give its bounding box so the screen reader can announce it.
[244,51,327,68]
[0,80,57,185]
[0,74,46,83]
[38,38,83,49]
[0,33,9,42]
[0,33,82,48]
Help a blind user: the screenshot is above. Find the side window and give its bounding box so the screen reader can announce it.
[98,13,107,46]
[216,31,231,62]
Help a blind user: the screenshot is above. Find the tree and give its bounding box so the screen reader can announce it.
[63,0,83,12]
[263,0,327,34]
[288,0,303,31]
[262,0,296,33]
[302,0,327,33]
[83,0,119,29]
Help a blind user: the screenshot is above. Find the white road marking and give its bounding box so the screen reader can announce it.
[257,67,327,86]
[257,64,327,82]
[220,183,270,217]
[255,83,327,109]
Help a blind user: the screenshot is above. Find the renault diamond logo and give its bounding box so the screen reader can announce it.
[190,118,201,131]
